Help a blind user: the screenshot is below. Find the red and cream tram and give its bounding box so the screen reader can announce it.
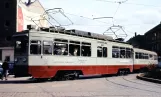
[12,26,158,79]
[133,48,158,70]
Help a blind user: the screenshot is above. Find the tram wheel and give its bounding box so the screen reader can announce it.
[65,75,70,80]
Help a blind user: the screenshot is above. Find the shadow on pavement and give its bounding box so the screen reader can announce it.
[0,73,138,84]
[0,77,38,84]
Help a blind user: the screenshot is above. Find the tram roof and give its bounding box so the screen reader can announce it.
[13,27,131,45]
[133,48,157,55]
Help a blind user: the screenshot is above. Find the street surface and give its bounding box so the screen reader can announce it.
[0,74,161,97]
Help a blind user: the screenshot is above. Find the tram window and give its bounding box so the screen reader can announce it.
[82,42,91,45]
[81,42,91,57]
[154,55,158,60]
[142,53,145,59]
[70,41,80,44]
[135,52,139,59]
[30,40,41,54]
[145,54,149,59]
[139,53,143,59]
[126,48,131,58]
[103,47,107,57]
[54,42,68,55]
[120,47,125,58]
[131,49,134,58]
[112,46,119,58]
[30,40,38,43]
[54,39,68,42]
[97,46,102,57]
[69,44,80,56]
[15,40,28,54]
[149,54,153,59]
[43,41,52,55]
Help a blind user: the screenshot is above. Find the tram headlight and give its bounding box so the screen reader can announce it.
[22,58,27,62]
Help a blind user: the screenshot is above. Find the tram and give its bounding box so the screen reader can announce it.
[12,25,158,80]
[133,48,158,71]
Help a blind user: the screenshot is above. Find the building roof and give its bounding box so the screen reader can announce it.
[126,35,145,48]
[19,0,45,14]
[144,23,161,35]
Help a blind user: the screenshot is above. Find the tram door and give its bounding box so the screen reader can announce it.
[41,40,53,66]
[132,48,134,72]
[96,42,108,74]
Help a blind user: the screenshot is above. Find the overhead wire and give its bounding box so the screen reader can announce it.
[95,0,161,8]
[112,2,121,25]
[18,0,161,26]
[18,0,160,39]
[100,0,129,39]
[64,12,112,25]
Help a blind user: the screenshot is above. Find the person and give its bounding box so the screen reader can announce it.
[1,59,9,80]
[74,48,78,56]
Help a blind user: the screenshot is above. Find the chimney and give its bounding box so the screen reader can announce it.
[135,32,137,37]
[28,0,31,3]
[26,0,31,6]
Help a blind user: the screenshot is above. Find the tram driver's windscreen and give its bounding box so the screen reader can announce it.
[14,36,28,55]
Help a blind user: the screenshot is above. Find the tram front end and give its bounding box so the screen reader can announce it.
[12,31,30,77]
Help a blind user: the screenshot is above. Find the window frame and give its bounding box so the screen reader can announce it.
[126,48,132,58]
[53,38,68,56]
[30,40,42,55]
[43,40,53,55]
[81,42,91,57]
[112,46,120,58]
[103,47,107,57]
[97,46,103,57]
[120,47,126,58]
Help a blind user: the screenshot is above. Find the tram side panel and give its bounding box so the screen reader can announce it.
[110,42,134,73]
[28,31,134,79]
[133,48,158,71]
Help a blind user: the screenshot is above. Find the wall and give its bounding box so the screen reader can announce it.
[144,23,161,61]
[17,0,48,32]
[1,47,14,62]
[0,0,48,62]
[0,0,17,47]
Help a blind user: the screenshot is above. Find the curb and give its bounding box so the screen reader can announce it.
[136,73,161,84]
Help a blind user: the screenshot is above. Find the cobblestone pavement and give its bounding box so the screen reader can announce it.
[0,74,161,97]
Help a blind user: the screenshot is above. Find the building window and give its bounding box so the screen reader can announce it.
[5,56,10,61]
[5,2,10,8]
[4,20,11,27]
[154,33,156,36]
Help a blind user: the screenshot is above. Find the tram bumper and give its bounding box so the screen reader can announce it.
[28,66,56,79]
[14,65,30,77]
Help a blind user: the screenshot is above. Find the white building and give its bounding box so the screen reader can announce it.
[0,0,48,62]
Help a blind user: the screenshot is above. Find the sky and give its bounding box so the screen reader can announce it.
[38,0,161,41]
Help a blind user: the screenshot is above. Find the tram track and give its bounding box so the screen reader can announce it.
[122,75,161,88]
[105,75,161,94]
[32,83,56,97]
[1,74,161,96]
